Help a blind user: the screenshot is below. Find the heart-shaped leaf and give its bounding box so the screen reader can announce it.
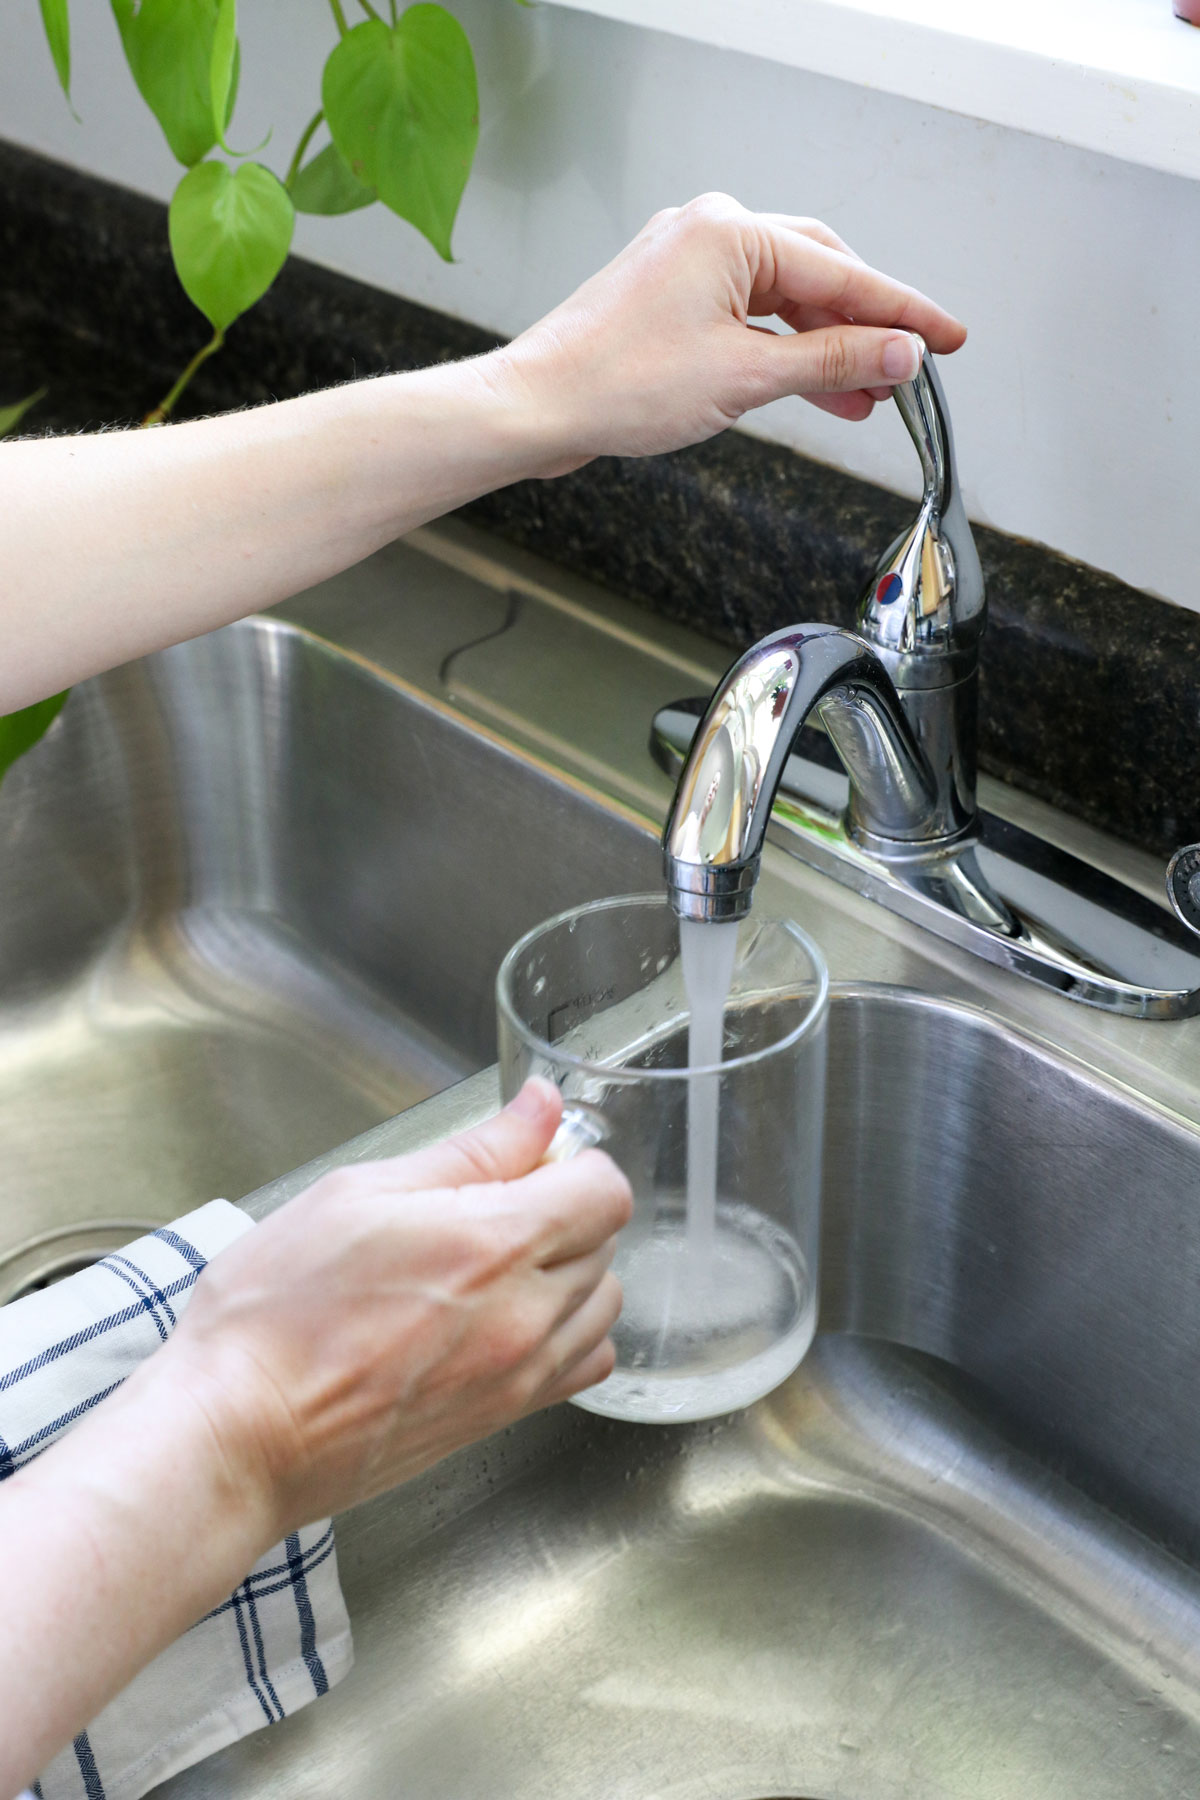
[290,141,377,215]
[169,160,295,331]
[112,0,229,167]
[0,691,70,791]
[38,0,71,100]
[322,9,478,261]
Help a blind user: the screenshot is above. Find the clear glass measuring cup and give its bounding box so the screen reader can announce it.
[496,893,828,1424]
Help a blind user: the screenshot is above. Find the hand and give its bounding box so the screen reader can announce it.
[158,1080,631,1537]
[497,191,967,470]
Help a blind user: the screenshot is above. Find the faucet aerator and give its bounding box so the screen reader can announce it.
[665,858,759,925]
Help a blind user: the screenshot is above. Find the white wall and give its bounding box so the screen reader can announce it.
[2,0,1197,609]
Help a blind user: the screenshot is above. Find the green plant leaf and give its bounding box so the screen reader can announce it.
[210,0,237,150]
[290,141,376,214]
[322,9,478,261]
[168,161,295,331]
[0,691,69,790]
[111,0,230,166]
[0,388,47,436]
[38,0,71,99]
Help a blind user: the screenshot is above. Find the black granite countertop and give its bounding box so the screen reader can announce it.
[2,139,1196,862]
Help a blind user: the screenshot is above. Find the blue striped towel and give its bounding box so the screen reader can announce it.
[1,1200,353,1800]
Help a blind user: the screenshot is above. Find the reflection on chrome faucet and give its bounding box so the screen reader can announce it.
[656,356,1200,1020]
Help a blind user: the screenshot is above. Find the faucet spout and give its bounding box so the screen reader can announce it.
[663,624,937,923]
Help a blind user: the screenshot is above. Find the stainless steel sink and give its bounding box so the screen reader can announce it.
[0,607,658,1300]
[11,519,1200,1797]
[162,978,1200,1800]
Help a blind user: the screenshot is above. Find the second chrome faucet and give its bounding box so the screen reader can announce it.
[656,356,1200,1018]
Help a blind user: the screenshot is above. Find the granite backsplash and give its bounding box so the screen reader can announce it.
[1,138,1195,861]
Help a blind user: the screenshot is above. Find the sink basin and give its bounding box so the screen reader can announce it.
[0,612,658,1300]
[163,988,1200,1800]
[11,521,1200,1798]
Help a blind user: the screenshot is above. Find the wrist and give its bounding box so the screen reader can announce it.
[117,1342,284,1565]
[471,337,594,480]
[0,1342,283,1779]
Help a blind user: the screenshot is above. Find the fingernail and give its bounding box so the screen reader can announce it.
[882,332,924,382]
[509,1076,558,1120]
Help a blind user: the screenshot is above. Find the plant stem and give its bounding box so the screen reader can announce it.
[358,0,383,18]
[328,0,349,33]
[285,109,324,188]
[140,328,227,427]
[389,0,398,20]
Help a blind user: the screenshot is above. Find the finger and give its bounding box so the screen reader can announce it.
[529,1270,624,1399]
[514,1149,634,1265]
[763,323,926,398]
[748,298,845,330]
[758,232,966,353]
[538,1239,617,1330]
[757,213,863,261]
[540,1336,617,1408]
[803,389,878,422]
[384,1079,563,1193]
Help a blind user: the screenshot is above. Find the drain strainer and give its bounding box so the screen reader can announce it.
[0,1218,164,1306]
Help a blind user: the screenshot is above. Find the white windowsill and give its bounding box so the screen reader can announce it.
[547,0,1200,181]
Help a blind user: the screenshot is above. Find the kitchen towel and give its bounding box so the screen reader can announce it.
[0,1200,353,1800]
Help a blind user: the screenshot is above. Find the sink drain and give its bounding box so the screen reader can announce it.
[0,1219,164,1306]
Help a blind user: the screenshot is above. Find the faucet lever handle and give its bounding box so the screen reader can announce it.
[857,352,985,673]
[893,341,949,513]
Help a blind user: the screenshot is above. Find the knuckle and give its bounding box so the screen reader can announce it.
[476,1210,533,1273]
[516,1355,552,1409]
[679,191,743,238]
[560,1337,616,1402]
[599,1271,624,1329]
[434,1207,526,1288]
[740,339,780,409]
[447,1128,502,1187]
[687,189,739,217]
[800,216,842,249]
[820,333,854,390]
[488,1307,545,1375]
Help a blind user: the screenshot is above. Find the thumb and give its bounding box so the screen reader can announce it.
[773,325,925,398]
[387,1078,564,1192]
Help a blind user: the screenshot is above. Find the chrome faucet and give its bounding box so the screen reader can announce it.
[655,356,1200,1017]
[664,355,981,924]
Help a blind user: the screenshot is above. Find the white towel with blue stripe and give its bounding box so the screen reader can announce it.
[0,1200,353,1800]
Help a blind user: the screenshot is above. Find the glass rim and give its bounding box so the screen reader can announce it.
[495,890,829,1081]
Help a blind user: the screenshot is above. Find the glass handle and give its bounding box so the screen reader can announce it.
[541,1104,609,1164]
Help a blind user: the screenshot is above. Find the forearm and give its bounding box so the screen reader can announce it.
[0,352,546,712]
[0,1352,273,1795]
[0,202,968,716]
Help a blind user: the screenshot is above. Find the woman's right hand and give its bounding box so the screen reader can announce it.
[497,192,967,471]
[155,1079,631,1539]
